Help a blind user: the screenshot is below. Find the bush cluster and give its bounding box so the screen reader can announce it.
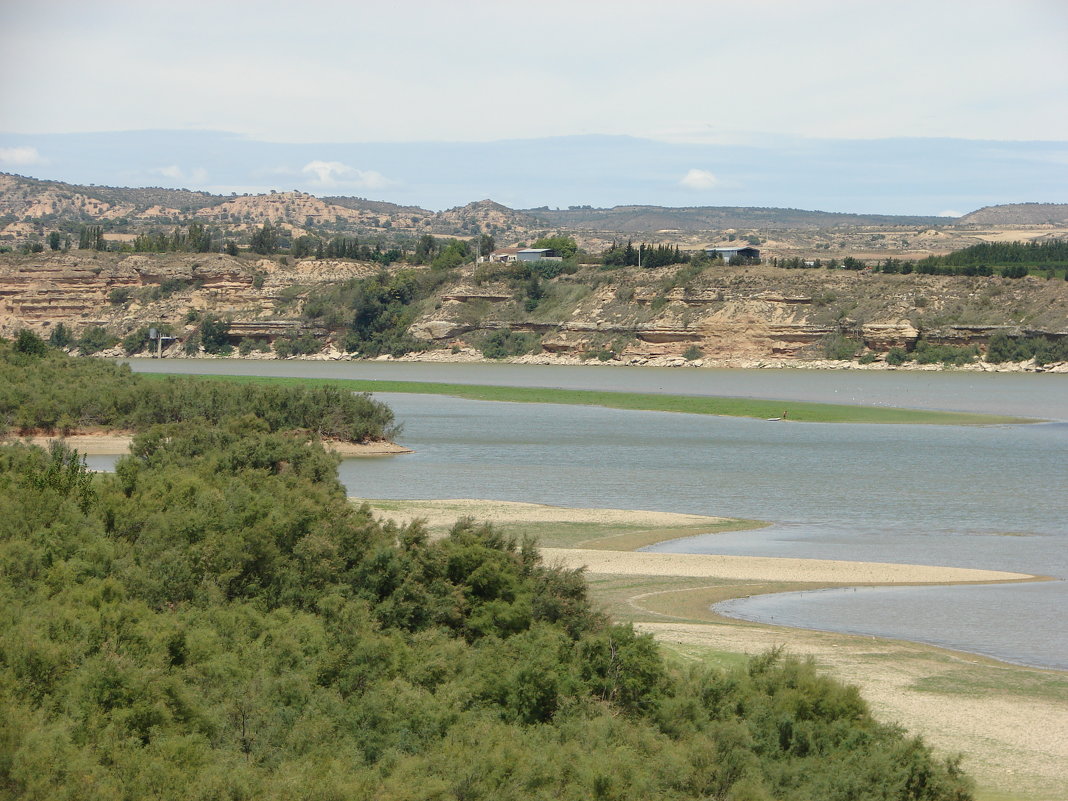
[985,333,1068,365]
[0,344,396,442]
[0,398,975,799]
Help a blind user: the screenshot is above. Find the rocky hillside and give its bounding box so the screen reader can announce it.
[957,203,1068,226]
[9,173,1068,266]
[3,251,1065,367]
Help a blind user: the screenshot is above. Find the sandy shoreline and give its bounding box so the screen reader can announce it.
[541,547,1034,585]
[359,497,1066,799]
[5,433,412,456]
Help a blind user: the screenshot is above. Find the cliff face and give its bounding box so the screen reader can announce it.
[2,253,1065,361]
[0,252,375,340]
[409,263,1068,361]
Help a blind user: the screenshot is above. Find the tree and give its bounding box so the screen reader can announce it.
[14,329,48,357]
[479,233,496,257]
[431,239,471,270]
[224,240,239,257]
[48,323,73,348]
[48,232,62,251]
[187,221,212,253]
[531,235,578,259]
[413,234,438,264]
[79,225,106,251]
[250,222,278,255]
[199,315,232,354]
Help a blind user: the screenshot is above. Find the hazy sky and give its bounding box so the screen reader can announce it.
[2,0,1065,143]
[0,1,1066,212]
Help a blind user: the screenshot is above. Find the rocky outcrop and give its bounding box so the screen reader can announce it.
[0,252,370,339]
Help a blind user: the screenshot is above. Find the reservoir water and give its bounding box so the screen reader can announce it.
[126,360,1068,669]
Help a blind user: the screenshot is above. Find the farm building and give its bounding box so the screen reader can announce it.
[483,247,522,263]
[706,246,760,263]
[517,248,562,262]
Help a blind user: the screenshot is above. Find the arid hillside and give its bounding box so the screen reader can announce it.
[3,250,1065,368]
[5,172,1068,261]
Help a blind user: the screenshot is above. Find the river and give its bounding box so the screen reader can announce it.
[125,359,1068,669]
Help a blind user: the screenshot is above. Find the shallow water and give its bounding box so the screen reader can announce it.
[126,360,1068,668]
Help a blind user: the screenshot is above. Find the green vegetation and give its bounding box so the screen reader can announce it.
[133,222,213,253]
[985,332,1068,365]
[301,270,436,357]
[0,354,976,799]
[603,241,687,268]
[530,235,579,259]
[272,332,321,357]
[477,330,541,359]
[75,325,117,355]
[0,344,395,442]
[870,240,1068,278]
[820,334,862,361]
[141,373,1034,425]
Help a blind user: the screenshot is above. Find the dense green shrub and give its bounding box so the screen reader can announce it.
[0,346,396,441]
[821,334,861,360]
[0,406,975,800]
[479,330,540,359]
[108,286,133,305]
[301,271,431,357]
[986,333,1068,365]
[911,341,979,366]
[886,347,908,366]
[198,314,232,355]
[273,332,322,357]
[76,325,116,354]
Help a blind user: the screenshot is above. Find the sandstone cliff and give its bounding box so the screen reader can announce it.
[5,252,1064,366]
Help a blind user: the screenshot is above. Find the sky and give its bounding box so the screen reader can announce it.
[1,0,1066,212]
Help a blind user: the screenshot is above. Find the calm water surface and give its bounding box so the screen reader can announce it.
[127,360,1068,668]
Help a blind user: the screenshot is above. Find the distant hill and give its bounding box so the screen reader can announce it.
[957,203,1068,226]
[2,172,1063,250]
[523,205,948,232]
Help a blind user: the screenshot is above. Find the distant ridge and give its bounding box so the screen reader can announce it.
[0,172,1059,241]
[957,203,1068,226]
[523,205,948,232]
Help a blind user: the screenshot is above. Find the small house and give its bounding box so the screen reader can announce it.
[484,247,523,263]
[706,246,760,263]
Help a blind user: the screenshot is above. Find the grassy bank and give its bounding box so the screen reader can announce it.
[138,372,1036,425]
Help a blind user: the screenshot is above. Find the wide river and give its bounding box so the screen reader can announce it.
[126,359,1068,670]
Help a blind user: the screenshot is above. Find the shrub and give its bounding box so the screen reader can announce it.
[13,329,48,357]
[273,333,321,357]
[821,334,860,360]
[108,287,133,305]
[683,345,703,361]
[480,330,540,359]
[886,347,908,366]
[198,315,232,355]
[77,326,116,355]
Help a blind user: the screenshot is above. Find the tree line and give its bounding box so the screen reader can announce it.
[0,339,396,443]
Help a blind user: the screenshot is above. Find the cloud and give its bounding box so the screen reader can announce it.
[152,165,208,184]
[679,168,720,190]
[0,146,46,166]
[301,160,392,189]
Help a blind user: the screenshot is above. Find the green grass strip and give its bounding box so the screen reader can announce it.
[137,371,1035,425]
